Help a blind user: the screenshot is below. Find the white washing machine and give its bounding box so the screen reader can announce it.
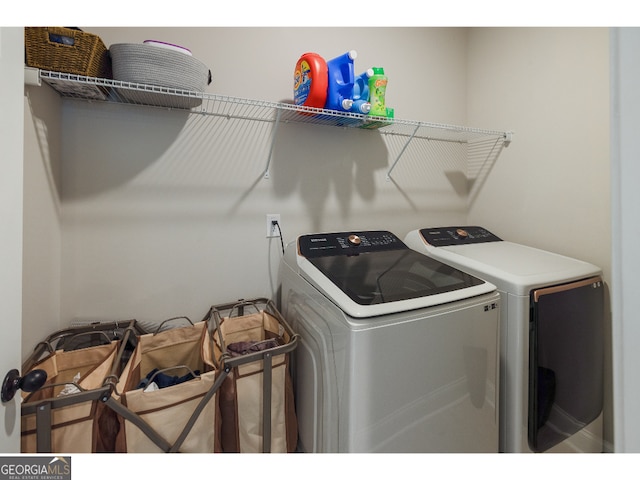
[278,230,501,453]
[404,226,605,453]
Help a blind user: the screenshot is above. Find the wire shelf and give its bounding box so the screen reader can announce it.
[34,69,512,180]
[38,69,511,143]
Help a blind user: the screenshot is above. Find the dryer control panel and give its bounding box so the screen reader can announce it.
[420,226,502,247]
[299,230,405,258]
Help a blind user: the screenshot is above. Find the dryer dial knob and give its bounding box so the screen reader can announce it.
[348,234,362,246]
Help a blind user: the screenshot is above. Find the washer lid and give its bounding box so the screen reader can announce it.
[292,231,496,318]
[404,228,601,295]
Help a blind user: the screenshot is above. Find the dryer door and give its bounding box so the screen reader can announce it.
[528,276,604,452]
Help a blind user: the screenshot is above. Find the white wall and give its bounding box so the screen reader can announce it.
[467,28,610,276]
[22,72,63,358]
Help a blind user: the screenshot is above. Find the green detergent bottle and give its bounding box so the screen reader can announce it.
[368,67,388,116]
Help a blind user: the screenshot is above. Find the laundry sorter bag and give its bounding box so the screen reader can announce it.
[112,318,223,453]
[21,339,120,453]
[207,298,298,453]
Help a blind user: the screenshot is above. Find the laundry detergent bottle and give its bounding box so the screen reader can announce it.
[349,68,374,114]
[368,67,388,116]
[294,52,328,109]
[324,50,357,112]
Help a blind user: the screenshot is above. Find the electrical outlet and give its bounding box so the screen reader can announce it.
[266,214,281,238]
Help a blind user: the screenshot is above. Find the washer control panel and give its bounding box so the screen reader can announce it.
[420,226,502,247]
[299,230,405,258]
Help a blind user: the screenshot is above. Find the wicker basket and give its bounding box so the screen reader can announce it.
[25,27,112,79]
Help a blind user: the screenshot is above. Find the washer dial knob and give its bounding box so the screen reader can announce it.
[348,234,362,246]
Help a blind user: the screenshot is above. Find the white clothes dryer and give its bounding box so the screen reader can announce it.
[278,230,501,453]
[404,226,605,453]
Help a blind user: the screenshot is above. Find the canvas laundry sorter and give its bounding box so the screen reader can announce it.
[203,297,299,453]
[108,316,223,453]
[20,298,298,453]
[20,319,147,453]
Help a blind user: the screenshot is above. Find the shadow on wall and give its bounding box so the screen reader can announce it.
[59,102,190,201]
[270,121,388,232]
[25,85,64,209]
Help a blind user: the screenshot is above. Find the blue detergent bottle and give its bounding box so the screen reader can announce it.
[349,68,374,114]
[324,50,357,112]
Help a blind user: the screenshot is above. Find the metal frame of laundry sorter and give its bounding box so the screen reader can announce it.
[20,299,298,453]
